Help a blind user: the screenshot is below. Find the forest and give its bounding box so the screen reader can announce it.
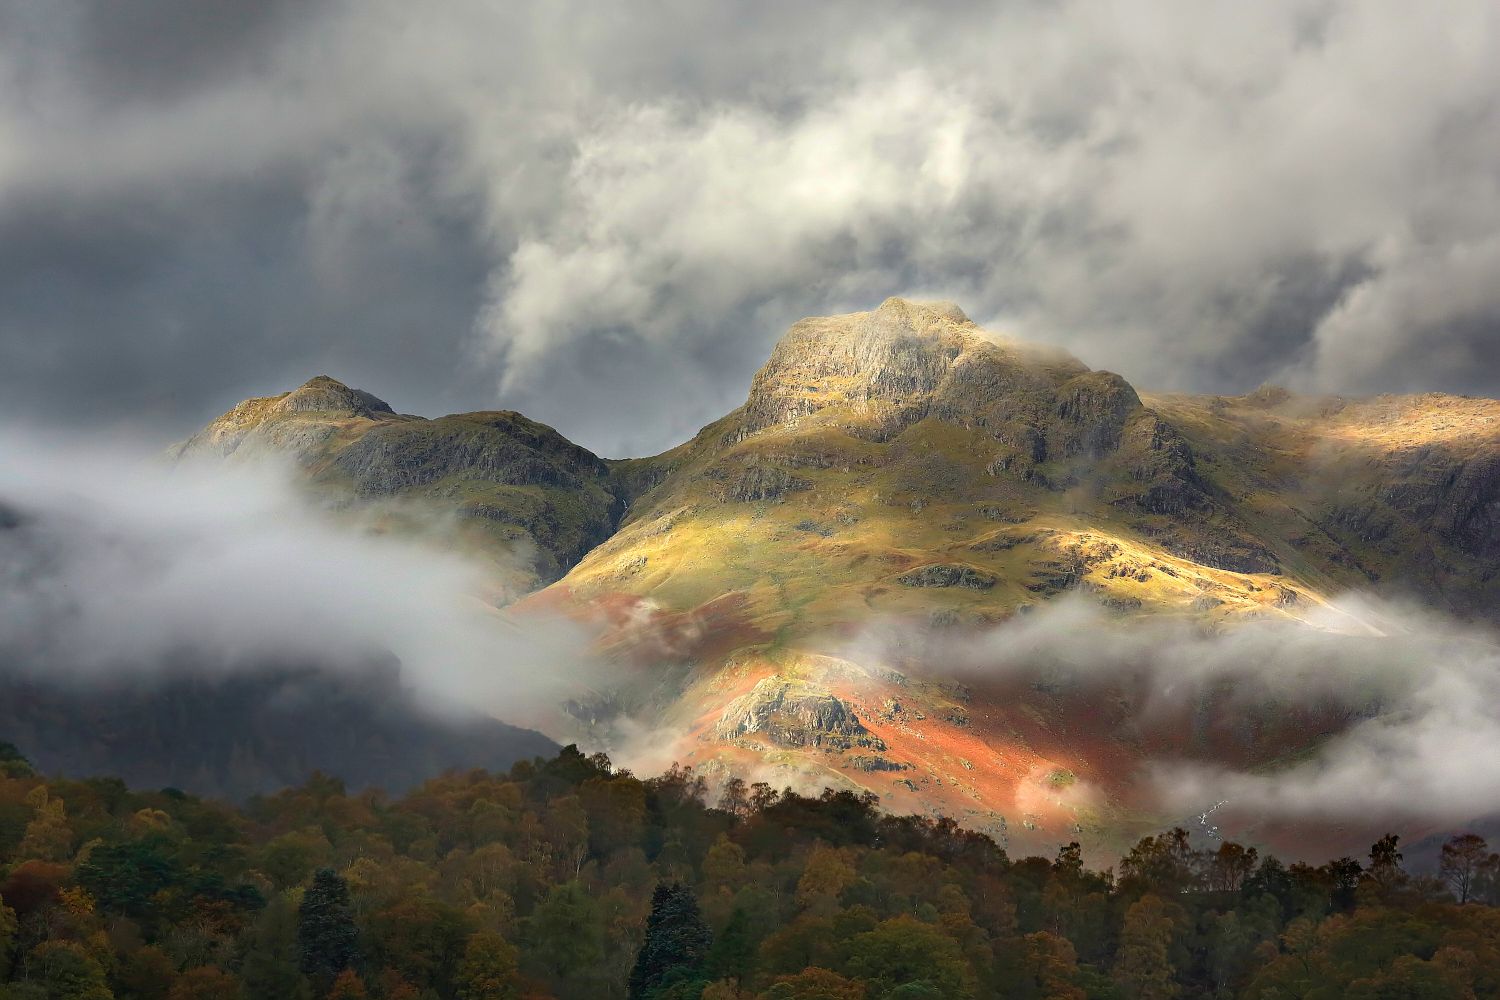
[1,741,1497,1000]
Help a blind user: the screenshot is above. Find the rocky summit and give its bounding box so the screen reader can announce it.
[180,299,1500,853]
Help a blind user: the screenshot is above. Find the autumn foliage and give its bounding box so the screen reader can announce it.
[0,744,1497,998]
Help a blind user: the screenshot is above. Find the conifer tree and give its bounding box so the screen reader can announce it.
[299,868,360,991]
[628,883,713,999]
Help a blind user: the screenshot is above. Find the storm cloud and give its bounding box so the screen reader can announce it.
[3,1,1499,456]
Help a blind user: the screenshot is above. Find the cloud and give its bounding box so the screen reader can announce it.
[844,594,1500,827]
[0,428,598,723]
[2,1,1499,456]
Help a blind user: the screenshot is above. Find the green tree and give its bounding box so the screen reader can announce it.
[758,967,865,999]
[456,930,521,1000]
[75,838,184,923]
[242,892,314,1000]
[795,846,856,917]
[580,777,647,858]
[628,883,713,999]
[1113,895,1176,1000]
[17,788,73,862]
[707,907,757,982]
[842,915,974,999]
[1020,931,1085,1000]
[298,868,360,990]
[364,895,471,992]
[32,940,114,1000]
[0,742,33,778]
[527,880,605,982]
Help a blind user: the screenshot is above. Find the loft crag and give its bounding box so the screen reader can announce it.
[176,298,1500,854]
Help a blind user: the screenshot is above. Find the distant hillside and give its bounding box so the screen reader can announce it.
[0,659,556,800]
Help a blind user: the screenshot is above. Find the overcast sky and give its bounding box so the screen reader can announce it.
[3,1,1499,457]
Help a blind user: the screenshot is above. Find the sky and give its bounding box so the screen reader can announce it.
[3,1,1499,458]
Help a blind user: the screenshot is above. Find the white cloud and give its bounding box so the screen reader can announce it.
[0,429,598,723]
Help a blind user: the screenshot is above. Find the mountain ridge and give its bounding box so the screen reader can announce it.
[163,298,1500,852]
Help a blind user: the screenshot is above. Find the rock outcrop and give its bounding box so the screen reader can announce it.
[897,563,998,589]
[715,678,884,751]
[730,298,1205,513]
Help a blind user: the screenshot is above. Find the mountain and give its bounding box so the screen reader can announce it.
[530,298,1500,852]
[164,299,1500,850]
[172,374,632,588]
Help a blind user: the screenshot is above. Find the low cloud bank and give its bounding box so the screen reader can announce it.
[0,429,598,724]
[848,595,1500,826]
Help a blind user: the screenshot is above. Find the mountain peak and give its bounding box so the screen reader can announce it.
[739,299,1093,442]
[279,375,394,417]
[172,375,397,464]
[873,296,971,326]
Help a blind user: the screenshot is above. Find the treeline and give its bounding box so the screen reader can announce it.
[1,741,1498,999]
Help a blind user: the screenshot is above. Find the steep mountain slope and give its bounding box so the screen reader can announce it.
[528,298,1500,852]
[173,375,629,587]
[552,298,1308,625]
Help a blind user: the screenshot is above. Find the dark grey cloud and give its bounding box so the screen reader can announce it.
[2,0,1499,456]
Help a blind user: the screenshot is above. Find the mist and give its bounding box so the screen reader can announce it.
[0,428,599,725]
[843,594,1500,829]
